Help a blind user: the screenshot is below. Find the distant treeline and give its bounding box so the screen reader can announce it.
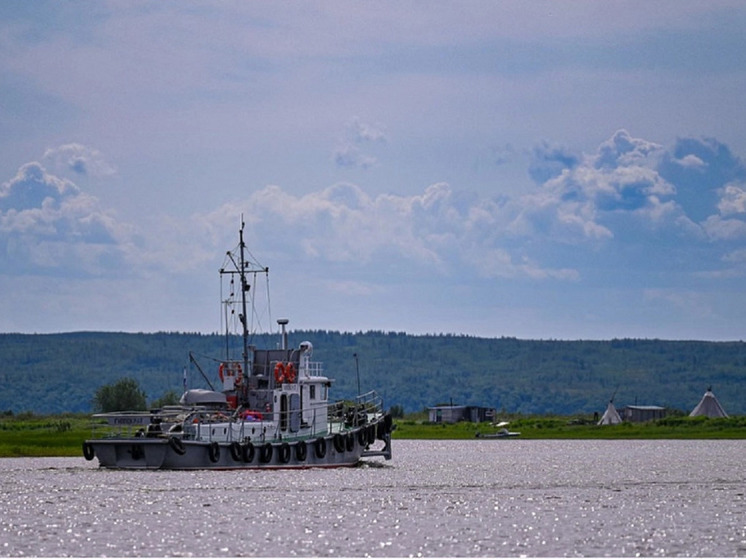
[1,331,743,416]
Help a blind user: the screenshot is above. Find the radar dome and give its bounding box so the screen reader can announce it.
[300,341,313,357]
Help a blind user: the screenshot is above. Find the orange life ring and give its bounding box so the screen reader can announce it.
[273,362,286,383]
[284,363,297,383]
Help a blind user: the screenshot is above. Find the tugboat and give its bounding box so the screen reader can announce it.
[83,222,393,469]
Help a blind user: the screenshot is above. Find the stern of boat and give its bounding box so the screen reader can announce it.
[84,438,168,469]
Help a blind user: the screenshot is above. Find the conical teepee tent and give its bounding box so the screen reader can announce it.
[689,387,728,418]
[598,400,622,425]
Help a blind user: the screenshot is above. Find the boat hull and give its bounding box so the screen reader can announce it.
[475,432,520,439]
[84,424,392,470]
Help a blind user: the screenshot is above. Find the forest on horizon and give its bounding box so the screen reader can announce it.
[0,331,743,416]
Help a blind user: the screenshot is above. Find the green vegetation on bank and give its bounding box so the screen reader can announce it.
[392,414,746,440]
[1,412,744,458]
[0,413,92,457]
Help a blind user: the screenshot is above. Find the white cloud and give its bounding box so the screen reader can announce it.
[701,215,746,241]
[348,117,387,144]
[717,183,746,216]
[0,159,132,275]
[508,130,712,247]
[0,163,80,213]
[697,182,746,241]
[675,154,706,170]
[594,129,663,169]
[333,117,387,169]
[197,180,574,282]
[42,143,116,178]
[6,131,744,291]
[333,145,377,169]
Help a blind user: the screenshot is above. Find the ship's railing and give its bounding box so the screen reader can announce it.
[253,360,324,378]
[301,361,323,377]
[91,410,185,438]
[180,400,336,443]
[93,390,385,443]
[355,390,384,414]
[327,390,384,431]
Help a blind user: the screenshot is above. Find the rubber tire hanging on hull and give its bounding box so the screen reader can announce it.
[169,437,186,455]
[208,442,220,463]
[229,442,242,462]
[314,438,326,459]
[377,419,387,440]
[371,414,393,443]
[346,432,355,451]
[279,442,291,464]
[242,442,255,463]
[131,444,144,460]
[295,441,307,462]
[82,442,94,461]
[333,433,345,453]
[260,442,273,463]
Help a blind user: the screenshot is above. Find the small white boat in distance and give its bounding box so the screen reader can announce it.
[475,421,520,439]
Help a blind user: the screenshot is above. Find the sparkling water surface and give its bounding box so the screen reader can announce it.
[1,439,745,557]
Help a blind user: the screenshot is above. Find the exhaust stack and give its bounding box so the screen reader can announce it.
[277,318,289,350]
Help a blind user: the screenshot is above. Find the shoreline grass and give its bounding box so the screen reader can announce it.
[1,412,745,458]
[392,414,746,440]
[0,413,94,458]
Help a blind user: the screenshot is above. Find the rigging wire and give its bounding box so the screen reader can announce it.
[194,226,275,386]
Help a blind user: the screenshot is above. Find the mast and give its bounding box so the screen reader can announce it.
[219,217,269,403]
[238,220,250,383]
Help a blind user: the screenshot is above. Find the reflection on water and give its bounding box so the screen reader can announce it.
[1,440,745,556]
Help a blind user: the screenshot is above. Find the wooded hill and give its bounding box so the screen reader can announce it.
[1,331,744,416]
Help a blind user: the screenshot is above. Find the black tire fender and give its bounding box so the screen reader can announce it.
[314,437,327,459]
[333,433,345,453]
[357,427,368,446]
[377,419,386,440]
[242,442,255,463]
[208,441,220,463]
[260,442,273,463]
[168,437,186,455]
[131,444,144,460]
[279,442,291,464]
[295,441,307,462]
[229,441,242,461]
[82,442,95,461]
[345,432,355,452]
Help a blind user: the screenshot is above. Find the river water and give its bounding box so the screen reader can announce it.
[1,439,744,557]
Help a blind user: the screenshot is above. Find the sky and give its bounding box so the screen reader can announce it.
[2,1,746,341]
